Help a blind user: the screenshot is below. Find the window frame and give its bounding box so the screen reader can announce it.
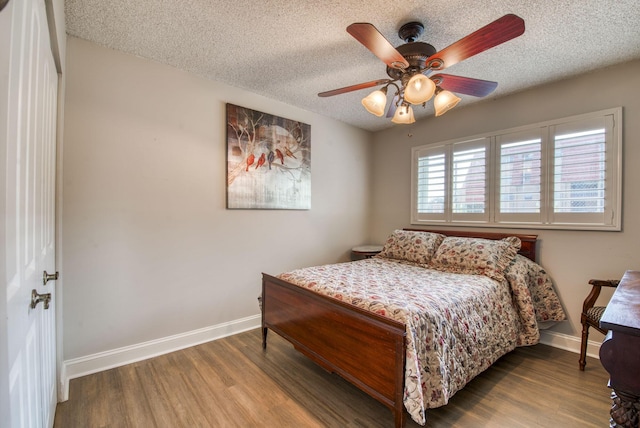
[410,107,622,231]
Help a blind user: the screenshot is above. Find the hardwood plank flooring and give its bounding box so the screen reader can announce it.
[54,329,611,427]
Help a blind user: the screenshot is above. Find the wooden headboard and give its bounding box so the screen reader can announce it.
[404,229,538,263]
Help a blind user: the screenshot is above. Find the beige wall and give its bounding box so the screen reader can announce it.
[371,59,640,345]
[62,37,373,360]
[62,35,639,364]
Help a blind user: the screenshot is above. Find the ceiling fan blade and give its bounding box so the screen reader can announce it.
[425,14,525,71]
[347,23,410,70]
[431,74,498,97]
[318,79,391,97]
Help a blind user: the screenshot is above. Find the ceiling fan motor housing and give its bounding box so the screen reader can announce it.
[386,42,437,79]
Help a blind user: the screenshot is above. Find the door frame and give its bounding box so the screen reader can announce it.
[43,0,68,403]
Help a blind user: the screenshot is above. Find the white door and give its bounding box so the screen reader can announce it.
[2,0,59,426]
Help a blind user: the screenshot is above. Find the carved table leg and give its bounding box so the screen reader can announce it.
[610,389,640,428]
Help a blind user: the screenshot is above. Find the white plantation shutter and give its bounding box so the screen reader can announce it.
[451,139,489,222]
[417,153,445,213]
[413,146,447,222]
[411,108,621,230]
[550,115,617,227]
[553,129,605,213]
[495,129,544,224]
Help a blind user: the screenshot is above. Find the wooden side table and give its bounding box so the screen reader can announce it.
[351,245,383,261]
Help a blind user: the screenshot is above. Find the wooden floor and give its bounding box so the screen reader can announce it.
[55,329,612,427]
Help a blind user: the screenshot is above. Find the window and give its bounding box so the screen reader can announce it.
[452,143,487,216]
[495,129,544,224]
[416,149,446,218]
[411,108,622,230]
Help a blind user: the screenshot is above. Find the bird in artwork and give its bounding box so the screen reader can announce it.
[275,149,284,165]
[255,153,266,169]
[267,151,275,169]
[284,147,297,159]
[245,153,255,171]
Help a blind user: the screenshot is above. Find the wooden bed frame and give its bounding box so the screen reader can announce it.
[261,229,538,428]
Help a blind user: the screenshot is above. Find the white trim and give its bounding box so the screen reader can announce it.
[58,317,599,402]
[59,314,261,401]
[539,329,602,360]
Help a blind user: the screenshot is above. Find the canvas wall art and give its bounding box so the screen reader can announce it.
[226,104,311,209]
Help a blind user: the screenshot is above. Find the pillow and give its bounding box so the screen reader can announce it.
[377,230,445,265]
[430,236,521,281]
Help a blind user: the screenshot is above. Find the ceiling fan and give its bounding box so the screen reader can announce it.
[318,14,525,124]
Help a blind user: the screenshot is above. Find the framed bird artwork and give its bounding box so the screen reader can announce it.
[226,104,311,209]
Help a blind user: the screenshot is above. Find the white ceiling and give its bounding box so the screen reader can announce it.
[65,0,640,132]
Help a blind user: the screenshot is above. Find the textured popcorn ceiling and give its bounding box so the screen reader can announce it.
[65,0,640,131]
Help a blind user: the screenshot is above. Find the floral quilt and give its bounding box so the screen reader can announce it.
[277,255,565,426]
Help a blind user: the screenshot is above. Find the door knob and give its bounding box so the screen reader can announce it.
[43,270,59,285]
[31,290,51,309]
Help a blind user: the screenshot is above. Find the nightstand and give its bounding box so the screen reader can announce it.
[350,245,383,261]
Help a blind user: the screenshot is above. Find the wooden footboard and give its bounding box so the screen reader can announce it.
[261,273,407,428]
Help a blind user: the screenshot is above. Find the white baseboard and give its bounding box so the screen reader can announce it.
[539,329,601,359]
[59,314,261,401]
[59,319,598,402]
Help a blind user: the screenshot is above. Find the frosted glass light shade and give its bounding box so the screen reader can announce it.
[404,74,436,105]
[434,90,461,116]
[361,89,387,117]
[391,105,415,124]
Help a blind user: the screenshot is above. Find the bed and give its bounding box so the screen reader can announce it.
[261,229,565,427]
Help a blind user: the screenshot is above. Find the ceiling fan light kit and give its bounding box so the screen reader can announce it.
[391,105,415,124]
[319,14,525,125]
[361,87,388,117]
[434,88,462,117]
[404,74,436,105]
